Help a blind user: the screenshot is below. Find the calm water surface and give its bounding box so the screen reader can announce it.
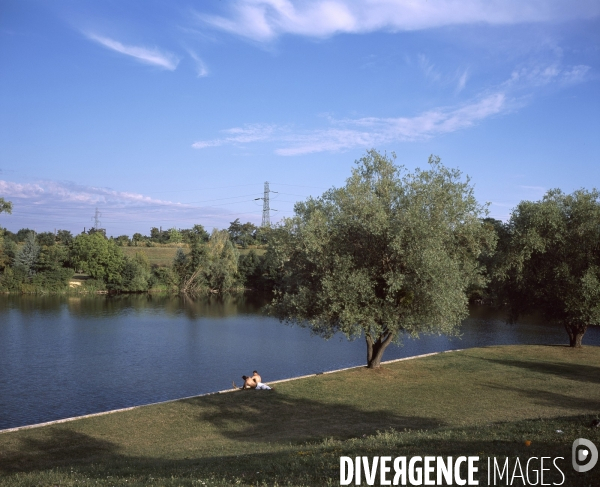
[1,294,598,430]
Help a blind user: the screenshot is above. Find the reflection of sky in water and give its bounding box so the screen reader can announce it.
[0,295,598,430]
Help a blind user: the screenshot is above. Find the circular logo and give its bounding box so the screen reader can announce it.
[572,438,598,473]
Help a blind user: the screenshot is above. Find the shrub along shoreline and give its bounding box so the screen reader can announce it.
[1,345,599,486]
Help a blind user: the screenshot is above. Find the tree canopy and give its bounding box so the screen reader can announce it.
[267,150,496,368]
[495,188,600,347]
[15,232,40,276]
[228,219,258,248]
[70,232,125,288]
[173,229,240,294]
[0,197,12,215]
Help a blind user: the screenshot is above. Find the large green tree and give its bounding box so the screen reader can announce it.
[70,232,125,288]
[268,150,495,368]
[496,188,600,347]
[228,219,258,248]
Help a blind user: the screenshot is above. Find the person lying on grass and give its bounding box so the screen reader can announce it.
[232,370,273,390]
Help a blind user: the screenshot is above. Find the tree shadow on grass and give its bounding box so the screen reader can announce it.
[0,428,119,474]
[2,416,599,486]
[180,390,442,445]
[478,356,600,385]
[0,392,440,477]
[485,383,600,411]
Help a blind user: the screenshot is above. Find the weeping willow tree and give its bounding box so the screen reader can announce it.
[267,150,496,368]
[177,229,240,294]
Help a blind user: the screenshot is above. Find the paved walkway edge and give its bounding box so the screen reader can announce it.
[0,348,463,434]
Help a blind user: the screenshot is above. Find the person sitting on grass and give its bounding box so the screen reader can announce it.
[241,375,257,389]
[233,371,273,390]
[252,370,261,383]
[252,370,272,390]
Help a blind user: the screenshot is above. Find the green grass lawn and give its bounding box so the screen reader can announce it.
[121,245,265,268]
[121,246,185,268]
[1,345,599,486]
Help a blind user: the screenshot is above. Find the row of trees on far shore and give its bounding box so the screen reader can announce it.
[0,219,264,250]
[1,151,599,363]
[0,223,271,295]
[107,219,264,248]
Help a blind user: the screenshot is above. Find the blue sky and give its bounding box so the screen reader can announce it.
[1,0,599,236]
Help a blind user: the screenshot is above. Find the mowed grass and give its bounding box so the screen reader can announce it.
[122,246,266,268]
[121,246,185,268]
[1,345,599,486]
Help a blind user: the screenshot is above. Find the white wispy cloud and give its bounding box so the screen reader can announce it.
[192,94,507,155]
[191,60,590,155]
[416,55,470,93]
[192,124,277,148]
[418,54,441,83]
[199,0,600,41]
[187,49,209,77]
[456,69,469,93]
[86,33,180,70]
[0,180,247,234]
[277,93,507,155]
[560,65,591,85]
[0,180,184,207]
[505,63,592,90]
[0,181,45,199]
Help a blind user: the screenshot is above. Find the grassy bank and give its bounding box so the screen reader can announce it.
[121,246,187,268]
[121,246,266,268]
[1,345,599,486]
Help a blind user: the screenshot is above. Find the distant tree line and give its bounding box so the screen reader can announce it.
[1,151,598,356]
[107,219,266,248]
[0,219,273,295]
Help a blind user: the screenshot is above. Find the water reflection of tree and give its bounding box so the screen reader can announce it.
[55,294,269,320]
[178,293,268,320]
[0,293,271,320]
[0,294,67,316]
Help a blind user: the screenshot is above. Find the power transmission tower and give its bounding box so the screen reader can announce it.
[92,207,102,230]
[262,182,270,227]
[255,182,277,227]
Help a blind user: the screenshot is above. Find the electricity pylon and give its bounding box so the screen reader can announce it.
[255,182,277,227]
[92,207,102,230]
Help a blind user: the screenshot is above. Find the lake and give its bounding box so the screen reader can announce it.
[1,293,598,430]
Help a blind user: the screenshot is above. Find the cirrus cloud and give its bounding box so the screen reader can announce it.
[277,93,507,155]
[191,59,590,156]
[192,124,278,148]
[198,0,600,42]
[192,93,507,155]
[86,33,180,70]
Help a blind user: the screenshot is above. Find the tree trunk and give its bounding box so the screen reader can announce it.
[180,266,203,295]
[366,333,395,368]
[565,323,587,348]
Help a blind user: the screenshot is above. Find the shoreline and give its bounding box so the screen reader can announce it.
[0,348,463,435]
